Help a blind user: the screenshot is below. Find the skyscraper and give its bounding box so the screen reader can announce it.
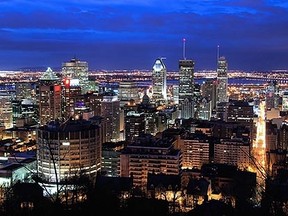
[179,60,195,119]
[38,67,62,125]
[101,92,120,142]
[216,56,228,104]
[62,57,89,94]
[151,58,167,104]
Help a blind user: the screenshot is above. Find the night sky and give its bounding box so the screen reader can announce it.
[0,0,288,71]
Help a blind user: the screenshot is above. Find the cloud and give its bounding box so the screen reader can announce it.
[0,0,287,70]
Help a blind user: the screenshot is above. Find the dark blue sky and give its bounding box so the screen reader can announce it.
[0,0,288,71]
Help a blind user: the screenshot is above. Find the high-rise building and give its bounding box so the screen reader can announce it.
[101,92,120,142]
[179,132,210,169]
[266,80,280,110]
[201,78,217,110]
[282,90,288,111]
[38,67,62,125]
[152,58,167,104]
[62,78,82,120]
[124,111,145,144]
[118,81,139,108]
[179,59,195,119]
[216,56,228,104]
[37,118,102,185]
[120,134,182,189]
[214,137,250,170]
[62,57,89,94]
[0,95,13,129]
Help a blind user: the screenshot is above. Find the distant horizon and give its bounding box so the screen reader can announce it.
[1,65,287,73]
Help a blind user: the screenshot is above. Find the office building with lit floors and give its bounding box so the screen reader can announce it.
[214,137,250,170]
[62,57,90,94]
[216,56,228,104]
[36,118,102,193]
[120,134,182,190]
[101,92,120,142]
[179,132,210,169]
[37,67,62,126]
[124,111,145,144]
[178,59,195,119]
[151,57,167,105]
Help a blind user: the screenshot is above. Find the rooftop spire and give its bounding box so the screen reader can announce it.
[183,38,186,60]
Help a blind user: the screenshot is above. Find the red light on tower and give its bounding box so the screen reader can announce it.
[64,79,70,88]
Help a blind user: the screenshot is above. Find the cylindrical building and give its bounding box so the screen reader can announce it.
[37,118,102,184]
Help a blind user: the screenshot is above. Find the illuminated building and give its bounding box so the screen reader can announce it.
[151,58,167,104]
[61,57,89,94]
[201,78,217,111]
[214,137,250,170]
[37,118,101,184]
[179,132,210,169]
[138,99,158,135]
[282,90,288,111]
[101,93,120,142]
[179,59,195,119]
[226,100,254,140]
[124,111,145,144]
[216,56,228,104]
[38,67,62,125]
[198,98,212,120]
[118,81,139,108]
[120,134,182,189]
[62,78,82,119]
[265,81,279,110]
[0,94,13,129]
[101,142,125,177]
[15,82,35,101]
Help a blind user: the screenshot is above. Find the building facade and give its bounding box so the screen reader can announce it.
[37,118,102,183]
[216,56,228,104]
[179,59,195,119]
[38,67,62,126]
[152,58,167,105]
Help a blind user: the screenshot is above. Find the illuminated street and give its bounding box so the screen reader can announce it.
[252,100,267,203]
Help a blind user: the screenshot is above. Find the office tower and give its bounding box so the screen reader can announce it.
[201,78,217,110]
[37,118,102,185]
[62,78,82,119]
[124,111,145,144]
[118,81,139,108]
[138,98,158,135]
[0,94,13,129]
[62,57,89,94]
[279,123,288,150]
[214,137,250,170]
[120,134,182,189]
[179,59,195,119]
[38,67,62,126]
[266,80,280,110]
[101,142,124,177]
[226,100,254,140]
[101,92,120,142]
[15,82,35,101]
[82,92,103,117]
[282,90,288,111]
[172,84,179,104]
[216,56,228,104]
[198,98,212,120]
[151,58,167,105]
[179,132,210,169]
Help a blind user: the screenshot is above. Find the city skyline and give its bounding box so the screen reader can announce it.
[0,0,288,71]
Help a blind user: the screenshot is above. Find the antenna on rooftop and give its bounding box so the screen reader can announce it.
[217,44,220,61]
[183,38,186,60]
